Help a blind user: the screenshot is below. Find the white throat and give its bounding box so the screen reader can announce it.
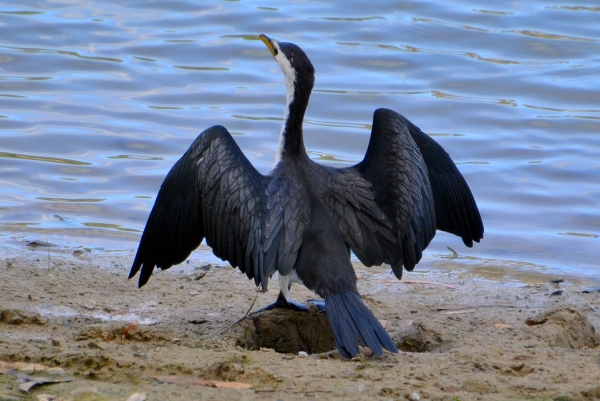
[271,41,297,166]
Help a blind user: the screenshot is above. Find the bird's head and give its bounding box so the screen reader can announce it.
[259,34,315,99]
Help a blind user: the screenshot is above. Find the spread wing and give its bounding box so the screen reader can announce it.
[129,125,302,290]
[400,110,484,247]
[324,108,483,279]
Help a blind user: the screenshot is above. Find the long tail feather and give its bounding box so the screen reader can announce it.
[325,292,398,358]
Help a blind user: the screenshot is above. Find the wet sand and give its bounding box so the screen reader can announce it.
[1,249,600,400]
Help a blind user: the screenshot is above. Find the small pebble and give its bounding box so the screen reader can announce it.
[409,392,421,401]
[126,393,147,401]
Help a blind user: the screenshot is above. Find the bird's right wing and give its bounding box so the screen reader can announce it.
[130,125,272,288]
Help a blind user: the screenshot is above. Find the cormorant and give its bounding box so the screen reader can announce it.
[129,34,484,358]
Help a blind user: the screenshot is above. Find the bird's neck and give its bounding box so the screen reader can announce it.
[275,75,311,164]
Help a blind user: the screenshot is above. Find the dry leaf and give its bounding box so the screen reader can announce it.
[19,382,39,393]
[155,375,252,389]
[0,361,64,375]
[493,323,514,329]
[210,380,253,389]
[121,323,138,343]
[0,361,15,374]
[126,392,147,401]
[16,362,50,372]
[18,377,72,392]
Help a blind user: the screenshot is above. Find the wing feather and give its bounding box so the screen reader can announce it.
[321,108,482,279]
[129,125,271,288]
[348,108,483,278]
[399,111,484,246]
[318,166,397,267]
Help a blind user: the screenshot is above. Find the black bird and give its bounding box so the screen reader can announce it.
[129,35,484,358]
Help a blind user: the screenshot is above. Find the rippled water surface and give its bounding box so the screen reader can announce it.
[0,0,599,279]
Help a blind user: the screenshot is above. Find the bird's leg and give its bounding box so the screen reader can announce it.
[251,272,325,314]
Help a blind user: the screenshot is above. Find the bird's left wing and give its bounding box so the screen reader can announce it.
[129,125,272,288]
[327,108,482,279]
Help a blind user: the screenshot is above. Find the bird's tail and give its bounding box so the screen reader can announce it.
[325,292,398,358]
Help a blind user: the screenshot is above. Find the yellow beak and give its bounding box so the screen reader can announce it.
[259,34,277,57]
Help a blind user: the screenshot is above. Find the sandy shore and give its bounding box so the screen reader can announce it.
[1,247,600,400]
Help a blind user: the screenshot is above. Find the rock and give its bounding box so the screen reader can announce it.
[524,309,599,349]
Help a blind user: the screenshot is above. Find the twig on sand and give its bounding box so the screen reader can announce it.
[220,287,260,334]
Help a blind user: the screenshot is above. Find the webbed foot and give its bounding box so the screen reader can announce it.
[251,291,311,315]
[307,298,327,311]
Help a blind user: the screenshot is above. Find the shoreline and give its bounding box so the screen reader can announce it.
[1,251,600,400]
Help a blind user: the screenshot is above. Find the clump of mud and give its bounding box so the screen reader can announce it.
[390,322,450,353]
[234,308,336,354]
[524,308,599,349]
[0,308,47,325]
[232,310,451,356]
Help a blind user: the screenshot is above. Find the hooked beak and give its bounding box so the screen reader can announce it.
[259,34,278,57]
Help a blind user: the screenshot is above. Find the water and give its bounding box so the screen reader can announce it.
[0,0,598,280]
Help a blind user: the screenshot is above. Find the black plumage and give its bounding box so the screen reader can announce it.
[129,35,483,358]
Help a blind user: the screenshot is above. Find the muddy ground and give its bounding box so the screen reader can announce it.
[1,247,600,401]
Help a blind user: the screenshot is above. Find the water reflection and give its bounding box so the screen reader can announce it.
[0,152,91,165]
[0,0,598,280]
[172,66,229,71]
[512,30,597,42]
[307,151,356,164]
[472,10,515,16]
[36,197,105,203]
[82,222,140,232]
[0,45,123,63]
